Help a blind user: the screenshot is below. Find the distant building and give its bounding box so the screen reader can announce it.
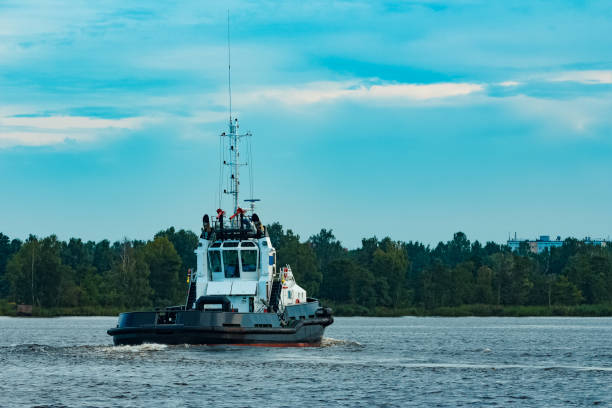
[507,235,608,254]
[16,304,32,316]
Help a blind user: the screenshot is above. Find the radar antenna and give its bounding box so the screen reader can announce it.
[244,198,261,214]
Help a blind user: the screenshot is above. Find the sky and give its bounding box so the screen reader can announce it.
[1,0,611,248]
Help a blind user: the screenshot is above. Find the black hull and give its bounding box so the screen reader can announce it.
[107,301,333,346]
[108,319,331,346]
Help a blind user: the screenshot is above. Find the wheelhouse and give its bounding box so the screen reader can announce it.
[207,240,260,280]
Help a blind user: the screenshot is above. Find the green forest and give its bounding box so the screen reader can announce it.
[1,225,612,317]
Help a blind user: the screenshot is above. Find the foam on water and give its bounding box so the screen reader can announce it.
[321,337,363,348]
[102,343,169,353]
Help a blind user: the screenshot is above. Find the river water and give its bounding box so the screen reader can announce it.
[1,316,611,407]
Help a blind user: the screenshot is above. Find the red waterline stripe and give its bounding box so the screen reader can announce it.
[206,342,321,348]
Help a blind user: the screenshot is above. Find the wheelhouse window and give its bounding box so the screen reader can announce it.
[223,250,240,278]
[208,251,222,274]
[241,250,258,272]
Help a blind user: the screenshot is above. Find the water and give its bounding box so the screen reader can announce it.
[1,316,611,407]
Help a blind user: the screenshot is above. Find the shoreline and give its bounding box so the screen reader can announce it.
[330,303,612,318]
[2,303,612,318]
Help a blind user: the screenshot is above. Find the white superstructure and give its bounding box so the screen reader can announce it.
[193,236,274,313]
[190,117,305,314]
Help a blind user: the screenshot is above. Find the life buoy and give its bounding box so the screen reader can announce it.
[295,299,300,304]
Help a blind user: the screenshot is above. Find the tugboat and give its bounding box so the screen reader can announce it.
[107,117,333,346]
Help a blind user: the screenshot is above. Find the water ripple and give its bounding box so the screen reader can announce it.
[1,316,612,407]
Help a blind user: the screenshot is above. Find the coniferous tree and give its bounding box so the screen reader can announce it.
[0,233,22,298]
[144,236,182,306]
[155,227,198,284]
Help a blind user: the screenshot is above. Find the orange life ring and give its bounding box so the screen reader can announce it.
[295,299,300,304]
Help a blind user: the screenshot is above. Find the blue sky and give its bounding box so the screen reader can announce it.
[1,0,611,248]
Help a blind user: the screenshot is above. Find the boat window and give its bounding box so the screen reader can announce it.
[211,242,222,248]
[241,250,258,272]
[223,250,240,278]
[223,241,239,247]
[209,251,222,273]
[241,241,256,247]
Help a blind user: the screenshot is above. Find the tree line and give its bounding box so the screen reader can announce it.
[1,225,611,315]
[0,228,196,311]
[269,225,612,314]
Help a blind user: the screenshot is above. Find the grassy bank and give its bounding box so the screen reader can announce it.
[326,302,612,317]
[0,300,129,317]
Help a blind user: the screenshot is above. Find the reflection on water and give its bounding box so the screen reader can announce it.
[1,316,611,407]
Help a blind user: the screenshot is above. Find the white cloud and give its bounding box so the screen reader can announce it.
[5,70,611,149]
[505,94,612,135]
[0,111,228,147]
[0,115,144,148]
[548,70,612,84]
[0,131,93,147]
[0,115,143,130]
[233,80,484,106]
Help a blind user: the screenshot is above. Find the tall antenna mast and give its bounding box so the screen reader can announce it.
[222,11,252,218]
[227,9,232,124]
